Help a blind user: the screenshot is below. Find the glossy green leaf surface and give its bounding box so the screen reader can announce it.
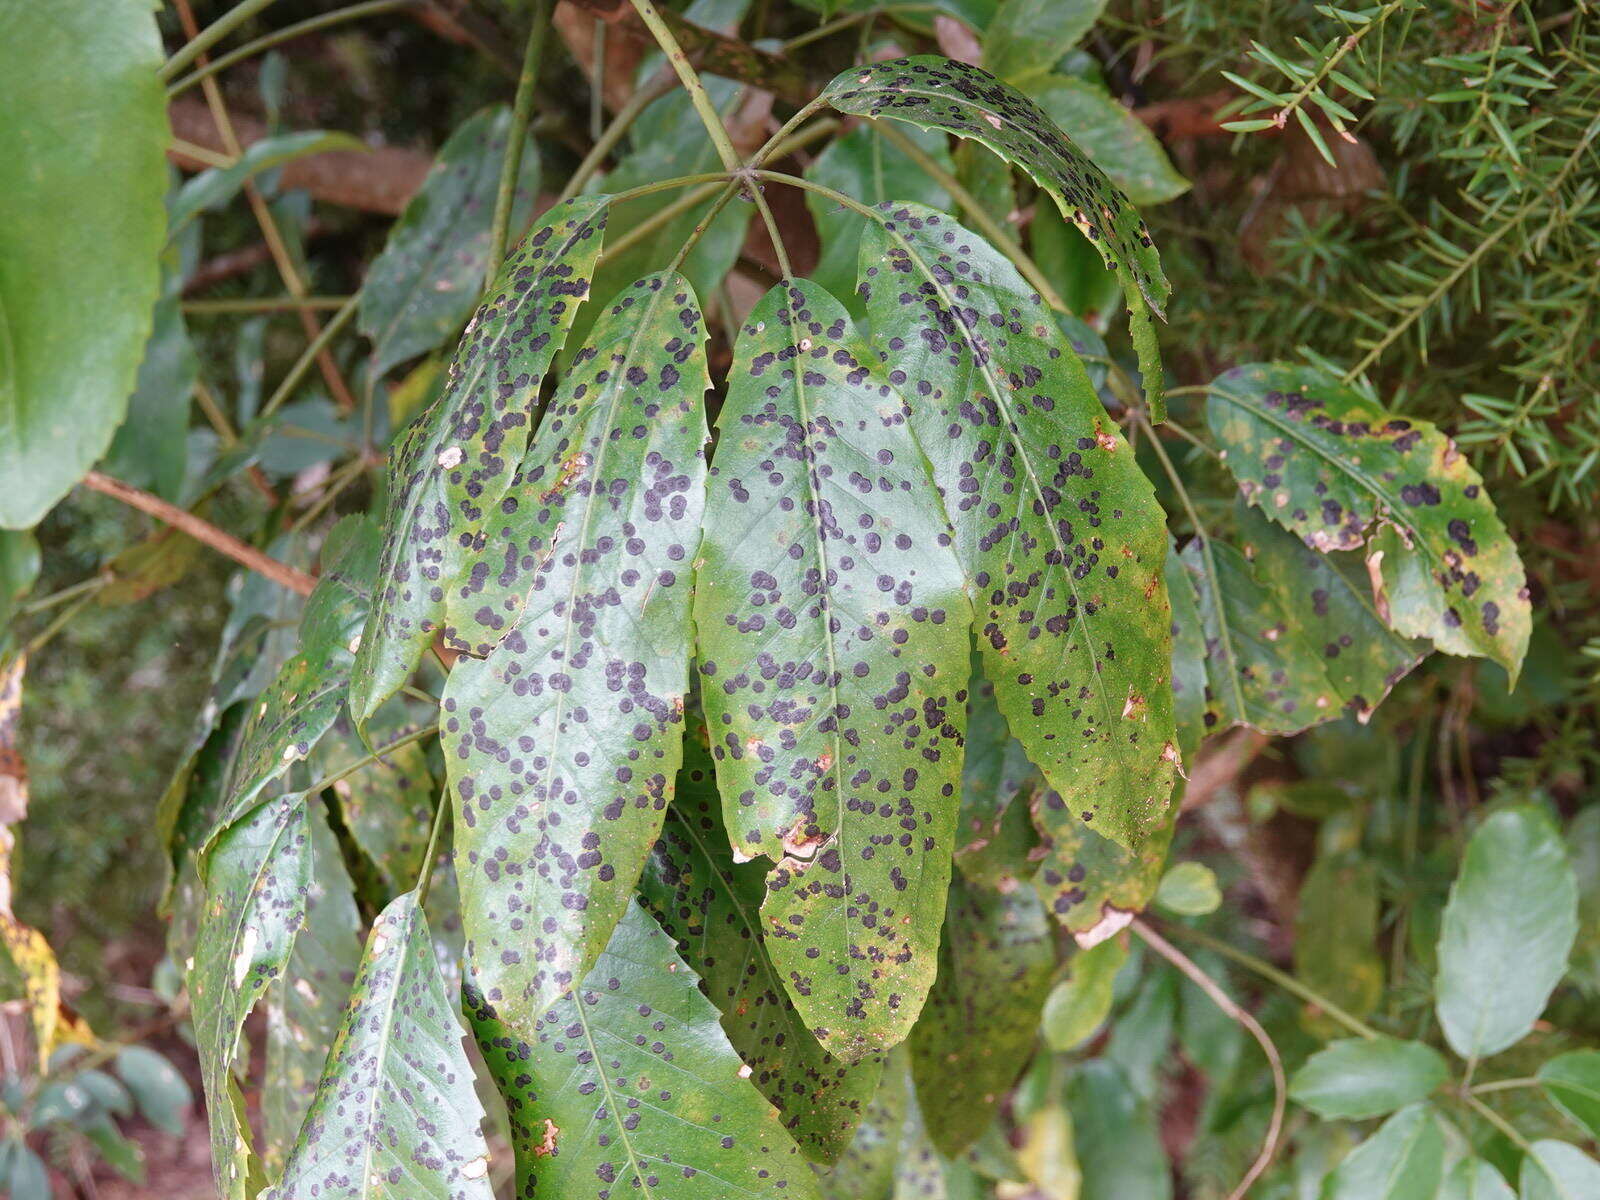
[361,105,542,380]
[694,279,969,1059]
[0,530,40,636]
[464,901,821,1200]
[1030,77,1189,205]
[1235,502,1423,722]
[910,874,1054,1156]
[1323,1104,1443,1200]
[1180,536,1339,735]
[266,891,494,1200]
[1030,784,1171,937]
[1153,861,1220,915]
[859,204,1175,847]
[442,272,707,1028]
[983,0,1105,84]
[1520,1140,1600,1200]
[817,1055,909,1200]
[351,197,608,723]
[1538,1051,1600,1138]
[1041,935,1127,1050]
[1436,806,1577,1059]
[1287,1037,1448,1120]
[637,726,883,1163]
[191,796,312,1200]
[1207,362,1531,679]
[0,0,168,529]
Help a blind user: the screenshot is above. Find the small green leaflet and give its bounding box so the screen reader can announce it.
[169,131,365,232]
[441,272,708,1028]
[265,891,495,1200]
[695,279,970,1061]
[1288,1037,1449,1120]
[361,105,542,381]
[1042,935,1127,1051]
[637,724,884,1164]
[1538,1050,1600,1138]
[351,197,608,724]
[1206,362,1531,681]
[1322,1104,1444,1200]
[464,901,821,1199]
[1031,785,1172,938]
[191,796,312,1200]
[909,874,1054,1156]
[859,203,1176,848]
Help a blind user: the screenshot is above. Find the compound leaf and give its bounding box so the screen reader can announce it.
[694,279,969,1060]
[464,900,820,1200]
[859,204,1175,848]
[441,273,707,1028]
[352,197,608,723]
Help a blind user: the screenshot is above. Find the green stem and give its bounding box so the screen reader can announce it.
[628,0,742,172]
[1468,1077,1541,1096]
[305,723,440,798]
[1462,1093,1534,1152]
[17,575,110,617]
[259,293,362,420]
[748,188,793,278]
[414,788,451,907]
[160,0,285,81]
[558,72,678,204]
[166,0,416,97]
[780,11,870,51]
[486,1,551,289]
[21,593,97,659]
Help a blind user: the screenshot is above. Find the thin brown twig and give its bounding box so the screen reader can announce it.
[1132,918,1286,1200]
[81,472,316,597]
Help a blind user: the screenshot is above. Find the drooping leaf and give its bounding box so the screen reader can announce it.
[982,0,1106,84]
[1538,1051,1600,1139]
[1288,1037,1449,1120]
[819,1057,910,1200]
[805,124,951,316]
[1031,201,1122,330]
[103,289,197,502]
[463,901,821,1200]
[910,873,1055,1156]
[1031,784,1171,938]
[191,796,312,1200]
[953,141,1016,233]
[1519,1140,1600,1200]
[263,800,363,1173]
[1323,1104,1444,1200]
[441,272,708,1027]
[0,0,168,529]
[1179,535,1340,735]
[265,892,495,1200]
[695,279,972,1057]
[859,204,1175,847]
[361,105,543,380]
[1436,806,1578,1060]
[168,131,365,231]
[1066,1060,1171,1200]
[1041,934,1127,1050]
[1029,77,1190,205]
[1206,363,1530,680]
[1235,502,1424,722]
[1295,848,1384,1031]
[1441,1158,1515,1200]
[637,723,883,1163]
[953,657,1038,889]
[351,197,608,724]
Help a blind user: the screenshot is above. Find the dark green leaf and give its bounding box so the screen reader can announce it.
[1288,1037,1448,1119]
[1206,363,1531,680]
[694,279,970,1059]
[1295,848,1384,1030]
[1323,1104,1443,1200]
[953,656,1037,890]
[1031,784,1171,937]
[1539,1051,1600,1138]
[1436,806,1577,1058]
[0,530,40,635]
[1235,502,1424,721]
[1029,77,1190,205]
[351,197,608,723]
[103,290,197,502]
[983,0,1106,83]
[1067,1061,1171,1200]
[191,796,313,1200]
[441,272,708,1026]
[1180,536,1340,735]
[0,0,167,528]
[115,1045,192,1137]
[361,106,543,380]
[1520,1141,1600,1200]
[1164,543,1206,759]
[859,204,1176,847]
[818,1057,909,1200]
[1041,934,1127,1050]
[910,874,1054,1155]
[464,901,821,1199]
[1031,202,1122,329]
[169,131,365,231]
[637,725,884,1163]
[266,891,494,1199]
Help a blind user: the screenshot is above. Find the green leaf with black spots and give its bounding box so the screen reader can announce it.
[953,655,1038,890]
[1323,1104,1444,1200]
[1179,536,1340,735]
[1288,1037,1449,1120]
[441,272,707,1028]
[317,704,437,895]
[1164,544,1206,760]
[1235,503,1424,721]
[858,204,1175,848]
[1436,806,1577,1059]
[638,724,884,1164]
[818,1056,909,1200]
[1295,848,1384,1033]
[361,105,542,380]
[1029,77,1190,206]
[463,900,821,1200]
[1206,362,1531,681]
[909,873,1054,1156]
[351,197,608,724]
[0,0,167,529]
[821,57,1165,313]
[805,124,951,317]
[694,279,970,1061]
[191,796,312,1200]
[263,799,362,1174]
[265,891,495,1200]
[1030,784,1171,939]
